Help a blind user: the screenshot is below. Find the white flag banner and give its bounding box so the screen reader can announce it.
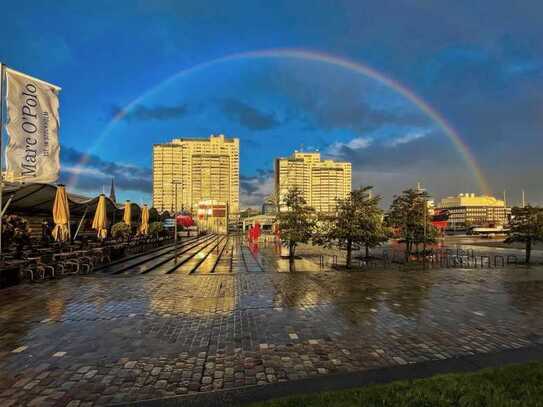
[5,68,61,183]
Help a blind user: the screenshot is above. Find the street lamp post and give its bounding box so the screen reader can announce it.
[417,184,428,266]
[423,196,427,267]
[173,181,183,263]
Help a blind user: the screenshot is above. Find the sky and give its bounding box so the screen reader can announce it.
[1,0,542,208]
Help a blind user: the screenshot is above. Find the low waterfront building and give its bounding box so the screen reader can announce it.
[195,199,228,234]
[241,214,276,235]
[437,193,511,231]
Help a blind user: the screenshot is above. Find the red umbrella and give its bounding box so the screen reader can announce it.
[176,214,194,228]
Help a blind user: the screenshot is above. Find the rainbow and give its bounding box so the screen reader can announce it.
[69,48,491,195]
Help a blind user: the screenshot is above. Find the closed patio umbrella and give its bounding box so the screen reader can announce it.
[92,194,108,239]
[123,200,131,226]
[139,204,149,235]
[51,185,70,242]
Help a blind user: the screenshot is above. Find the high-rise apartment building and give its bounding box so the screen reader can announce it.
[152,134,239,215]
[275,151,351,213]
[437,193,511,230]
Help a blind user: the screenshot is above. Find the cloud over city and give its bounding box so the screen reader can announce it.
[111,103,188,122]
[60,146,152,194]
[240,169,274,208]
[219,98,282,130]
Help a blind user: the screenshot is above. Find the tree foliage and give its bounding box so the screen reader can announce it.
[276,188,316,260]
[2,214,31,258]
[149,221,164,237]
[505,206,543,264]
[386,188,438,259]
[112,222,131,239]
[149,208,160,222]
[314,186,389,268]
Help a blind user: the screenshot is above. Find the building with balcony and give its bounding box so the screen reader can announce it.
[275,151,351,213]
[152,134,239,216]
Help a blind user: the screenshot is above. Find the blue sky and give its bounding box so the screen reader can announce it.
[1,0,542,207]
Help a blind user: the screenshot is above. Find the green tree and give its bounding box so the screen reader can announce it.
[112,222,131,239]
[505,206,543,264]
[149,208,160,222]
[276,188,316,261]
[149,221,164,237]
[386,188,437,260]
[2,214,31,259]
[314,186,389,268]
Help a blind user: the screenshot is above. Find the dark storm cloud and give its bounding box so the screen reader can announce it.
[240,169,273,195]
[2,0,542,204]
[304,99,426,133]
[265,68,429,133]
[240,179,258,195]
[219,98,281,130]
[111,103,188,121]
[61,146,152,193]
[263,33,543,203]
[422,48,543,193]
[326,130,484,206]
[240,169,274,208]
[328,131,452,171]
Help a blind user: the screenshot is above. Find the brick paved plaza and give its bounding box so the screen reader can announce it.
[1,245,543,406]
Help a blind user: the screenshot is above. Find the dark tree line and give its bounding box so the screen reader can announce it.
[276,186,543,267]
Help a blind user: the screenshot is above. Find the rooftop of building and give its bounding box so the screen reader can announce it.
[153,134,239,146]
[438,193,507,208]
[276,150,351,165]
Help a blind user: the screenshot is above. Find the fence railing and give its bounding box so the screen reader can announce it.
[317,248,521,270]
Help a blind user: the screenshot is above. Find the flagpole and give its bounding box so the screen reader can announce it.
[0,62,5,262]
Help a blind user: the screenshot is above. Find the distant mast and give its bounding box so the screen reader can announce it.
[109,178,117,203]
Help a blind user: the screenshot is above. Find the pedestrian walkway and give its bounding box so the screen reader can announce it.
[121,344,543,406]
[1,264,543,405]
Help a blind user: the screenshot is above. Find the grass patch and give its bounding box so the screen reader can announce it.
[249,362,543,407]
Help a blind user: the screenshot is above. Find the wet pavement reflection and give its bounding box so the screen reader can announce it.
[1,244,543,406]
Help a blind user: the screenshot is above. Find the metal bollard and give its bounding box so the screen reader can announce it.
[507,255,518,265]
[480,255,491,268]
[494,256,505,267]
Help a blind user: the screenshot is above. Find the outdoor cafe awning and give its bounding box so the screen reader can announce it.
[2,183,141,218]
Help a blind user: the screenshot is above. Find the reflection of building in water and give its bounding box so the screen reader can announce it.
[47,298,66,320]
[149,290,236,316]
[196,200,228,234]
[437,193,511,231]
[275,151,351,213]
[153,134,239,215]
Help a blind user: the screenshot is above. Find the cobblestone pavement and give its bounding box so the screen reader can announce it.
[1,256,543,405]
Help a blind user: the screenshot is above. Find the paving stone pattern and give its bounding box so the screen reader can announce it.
[1,253,543,405]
